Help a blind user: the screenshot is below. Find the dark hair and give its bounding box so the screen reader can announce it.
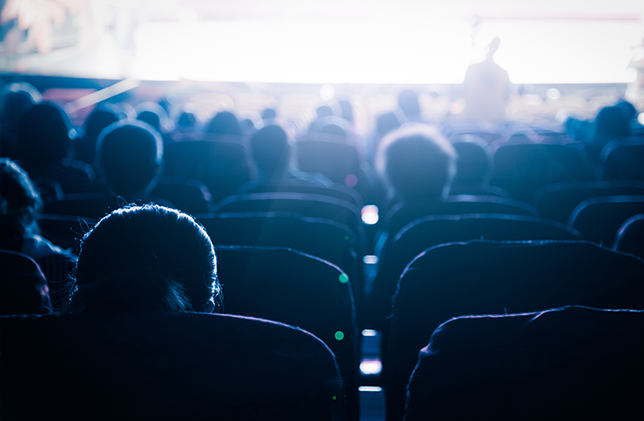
[592,106,629,145]
[0,82,41,131]
[205,111,242,136]
[250,124,290,177]
[69,204,221,314]
[17,102,71,167]
[76,106,121,164]
[452,136,492,185]
[0,159,42,251]
[95,120,163,195]
[376,124,456,201]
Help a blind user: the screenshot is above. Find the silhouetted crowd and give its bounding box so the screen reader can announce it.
[1,80,643,421]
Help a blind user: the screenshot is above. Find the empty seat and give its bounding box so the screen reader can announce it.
[534,180,644,224]
[405,306,644,420]
[597,137,644,181]
[215,246,360,421]
[1,312,346,420]
[367,214,581,330]
[213,192,363,248]
[238,178,364,207]
[614,213,644,259]
[0,250,51,315]
[197,212,361,309]
[569,195,644,247]
[377,195,538,258]
[384,240,644,421]
[490,143,593,203]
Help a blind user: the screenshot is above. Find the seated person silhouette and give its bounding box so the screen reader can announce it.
[376,123,457,216]
[0,82,41,160]
[238,123,332,192]
[67,204,222,313]
[17,102,95,195]
[92,120,212,214]
[450,136,510,197]
[205,111,242,136]
[73,104,123,169]
[0,158,77,309]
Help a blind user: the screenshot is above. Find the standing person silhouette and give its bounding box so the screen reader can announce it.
[462,37,510,123]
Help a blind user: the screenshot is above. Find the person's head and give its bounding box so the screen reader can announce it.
[451,136,492,186]
[76,105,122,165]
[136,102,169,133]
[205,111,242,136]
[398,89,421,121]
[17,102,72,168]
[592,106,629,145]
[0,82,41,132]
[0,158,41,251]
[69,204,221,314]
[95,120,163,195]
[250,124,291,177]
[376,124,457,202]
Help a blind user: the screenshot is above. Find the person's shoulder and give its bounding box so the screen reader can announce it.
[21,235,74,259]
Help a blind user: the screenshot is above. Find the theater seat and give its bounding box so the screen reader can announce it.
[215,245,360,421]
[405,306,644,420]
[367,214,581,330]
[1,312,346,421]
[384,240,644,421]
[0,250,51,316]
[614,213,644,260]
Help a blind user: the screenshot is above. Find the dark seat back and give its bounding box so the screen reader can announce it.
[405,306,644,420]
[213,192,363,247]
[239,178,363,207]
[385,240,644,421]
[215,246,359,421]
[198,212,361,305]
[1,312,345,421]
[614,213,644,260]
[569,195,644,247]
[0,250,51,316]
[368,214,581,329]
[534,180,644,224]
[598,137,644,181]
[490,143,593,203]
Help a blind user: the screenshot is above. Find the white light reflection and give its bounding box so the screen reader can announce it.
[361,205,379,225]
[359,386,383,392]
[360,359,383,376]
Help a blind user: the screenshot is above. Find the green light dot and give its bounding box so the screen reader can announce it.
[344,235,349,241]
[332,395,337,401]
[338,274,349,284]
[334,331,345,341]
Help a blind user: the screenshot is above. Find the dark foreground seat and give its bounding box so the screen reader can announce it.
[0,250,51,316]
[1,312,346,421]
[384,240,644,421]
[405,306,644,420]
[215,246,359,421]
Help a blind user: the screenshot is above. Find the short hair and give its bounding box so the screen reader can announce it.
[0,159,41,250]
[592,106,629,144]
[17,102,71,167]
[69,204,221,314]
[250,124,290,176]
[95,120,163,195]
[376,124,456,201]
